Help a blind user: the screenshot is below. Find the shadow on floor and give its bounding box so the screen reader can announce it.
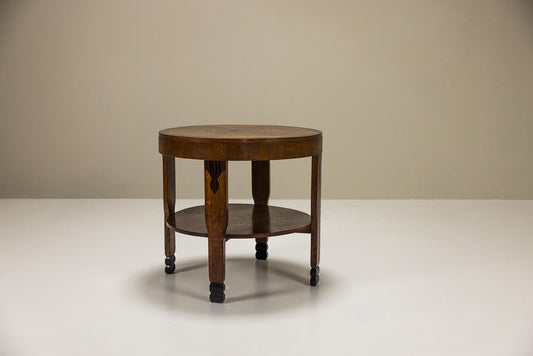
[129,257,337,315]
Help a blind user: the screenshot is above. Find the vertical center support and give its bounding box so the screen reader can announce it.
[252,161,270,260]
[252,160,270,205]
[204,160,228,303]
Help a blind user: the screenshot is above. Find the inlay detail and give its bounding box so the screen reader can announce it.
[205,161,224,194]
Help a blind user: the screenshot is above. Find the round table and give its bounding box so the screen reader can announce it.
[158,125,322,303]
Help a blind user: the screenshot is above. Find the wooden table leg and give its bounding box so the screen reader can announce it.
[162,155,176,274]
[252,160,270,260]
[310,154,321,286]
[204,160,228,303]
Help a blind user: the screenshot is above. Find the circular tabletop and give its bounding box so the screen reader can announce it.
[159,125,322,161]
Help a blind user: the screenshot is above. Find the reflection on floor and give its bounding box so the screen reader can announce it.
[137,257,323,314]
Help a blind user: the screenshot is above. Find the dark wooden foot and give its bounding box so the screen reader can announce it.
[310,267,320,286]
[255,242,268,260]
[209,282,225,303]
[165,255,176,274]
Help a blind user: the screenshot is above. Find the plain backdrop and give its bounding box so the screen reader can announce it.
[1,0,532,199]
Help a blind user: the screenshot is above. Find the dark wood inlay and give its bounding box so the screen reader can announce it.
[205,160,224,194]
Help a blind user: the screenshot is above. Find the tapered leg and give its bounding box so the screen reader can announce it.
[163,155,176,274]
[205,160,228,303]
[310,154,321,286]
[252,161,270,260]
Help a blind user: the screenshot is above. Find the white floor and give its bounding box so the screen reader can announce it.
[0,199,532,356]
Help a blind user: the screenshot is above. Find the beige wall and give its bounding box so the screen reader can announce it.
[1,0,532,199]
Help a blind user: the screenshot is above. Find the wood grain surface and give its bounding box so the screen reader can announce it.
[167,204,311,238]
[159,125,322,160]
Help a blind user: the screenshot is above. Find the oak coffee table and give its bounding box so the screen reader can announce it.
[158,125,322,303]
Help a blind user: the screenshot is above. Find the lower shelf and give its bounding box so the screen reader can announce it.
[167,203,311,239]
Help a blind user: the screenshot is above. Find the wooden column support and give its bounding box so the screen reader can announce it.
[204,160,228,303]
[252,160,270,205]
[310,154,321,286]
[163,155,176,274]
[252,161,270,260]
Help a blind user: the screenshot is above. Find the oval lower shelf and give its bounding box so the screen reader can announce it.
[167,204,311,239]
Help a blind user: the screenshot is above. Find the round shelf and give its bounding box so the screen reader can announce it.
[167,204,311,239]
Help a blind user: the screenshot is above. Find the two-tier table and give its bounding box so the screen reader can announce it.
[158,125,322,303]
